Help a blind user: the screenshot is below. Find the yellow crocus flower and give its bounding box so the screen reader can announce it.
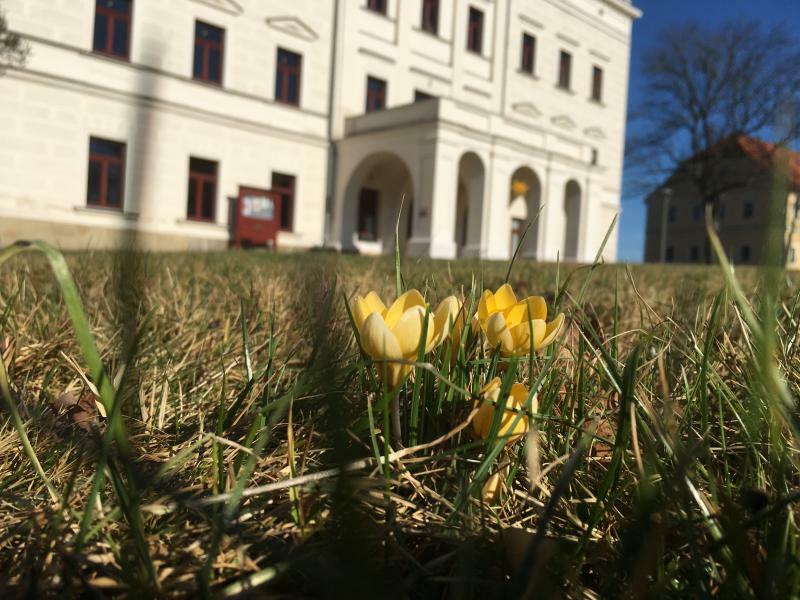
[473,377,532,444]
[476,283,564,356]
[352,289,459,387]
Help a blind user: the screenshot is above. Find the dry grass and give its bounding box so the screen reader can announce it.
[1,249,799,598]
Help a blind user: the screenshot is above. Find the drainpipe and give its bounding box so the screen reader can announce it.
[323,0,341,247]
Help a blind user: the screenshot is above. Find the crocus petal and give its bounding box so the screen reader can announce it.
[431,296,460,347]
[480,377,502,402]
[500,406,529,442]
[392,305,434,358]
[510,382,537,414]
[503,303,528,329]
[477,290,496,326]
[520,296,548,321]
[361,312,402,361]
[537,313,565,349]
[482,471,504,504]
[383,289,426,329]
[493,284,518,312]
[353,291,386,330]
[472,399,495,439]
[511,319,546,354]
[473,382,529,444]
[486,312,515,354]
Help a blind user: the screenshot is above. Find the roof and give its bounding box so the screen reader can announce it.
[647,135,800,202]
[735,136,800,189]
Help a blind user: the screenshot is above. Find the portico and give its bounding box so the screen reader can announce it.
[332,98,599,262]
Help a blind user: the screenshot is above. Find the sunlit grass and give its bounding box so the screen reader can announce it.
[1,243,799,597]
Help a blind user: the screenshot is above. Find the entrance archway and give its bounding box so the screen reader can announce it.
[455,152,485,257]
[341,152,414,254]
[564,179,581,261]
[508,167,542,259]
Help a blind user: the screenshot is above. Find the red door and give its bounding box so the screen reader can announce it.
[233,186,281,249]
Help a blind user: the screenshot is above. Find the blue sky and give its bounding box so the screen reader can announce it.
[618,0,800,262]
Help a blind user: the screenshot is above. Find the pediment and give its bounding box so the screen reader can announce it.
[551,114,577,130]
[512,101,542,119]
[189,0,243,16]
[584,126,606,140]
[265,16,319,42]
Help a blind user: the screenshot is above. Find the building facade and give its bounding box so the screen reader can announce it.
[0,0,639,260]
[643,137,800,268]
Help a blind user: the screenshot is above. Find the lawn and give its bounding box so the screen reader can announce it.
[1,246,799,597]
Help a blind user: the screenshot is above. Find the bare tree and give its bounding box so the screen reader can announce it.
[627,20,800,214]
[0,4,28,74]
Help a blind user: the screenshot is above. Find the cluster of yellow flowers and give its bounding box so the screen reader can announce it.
[350,283,563,447]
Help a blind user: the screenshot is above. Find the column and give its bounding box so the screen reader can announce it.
[408,138,459,259]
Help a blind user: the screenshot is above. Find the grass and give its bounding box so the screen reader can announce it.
[1,245,800,598]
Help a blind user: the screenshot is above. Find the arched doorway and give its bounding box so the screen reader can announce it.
[455,152,485,257]
[508,167,542,259]
[341,153,414,254]
[564,179,581,261]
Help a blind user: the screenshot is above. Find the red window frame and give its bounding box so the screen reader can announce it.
[467,7,483,54]
[366,76,387,113]
[193,21,225,85]
[272,172,296,231]
[559,50,572,89]
[275,48,302,106]
[87,137,126,210]
[591,65,603,101]
[421,0,439,34]
[187,157,218,222]
[367,0,387,15]
[521,33,536,74]
[93,0,132,60]
[358,188,379,241]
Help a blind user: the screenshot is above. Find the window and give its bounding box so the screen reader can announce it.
[272,172,296,231]
[668,206,677,223]
[740,245,751,263]
[521,33,536,74]
[590,148,598,166]
[743,201,754,218]
[187,157,218,222]
[558,50,572,90]
[421,0,439,35]
[789,247,797,263]
[367,0,387,15]
[87,137,126,210]
[666,247,674,263]
[358,188,379,241]
[365,76,387,113]
[193,21,224,85]
[93,0,132,60]
[415,90,434,102]
[693,204,703,221]
[591,65,603,102]
[275,48,302,106]
[467,7,484,54]
[690,246,699,262]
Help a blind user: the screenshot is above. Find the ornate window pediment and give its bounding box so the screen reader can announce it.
[189,0,243,16]
[551,114,577,130]
[512,102,542,119]
[584,126,607,140]
[265,16,319,42]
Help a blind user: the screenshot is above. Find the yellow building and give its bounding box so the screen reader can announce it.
[644,136,800,268]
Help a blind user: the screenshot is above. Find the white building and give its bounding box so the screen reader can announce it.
[0,0,640,261]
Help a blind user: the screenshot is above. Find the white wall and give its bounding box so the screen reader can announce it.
[0,0,638,259]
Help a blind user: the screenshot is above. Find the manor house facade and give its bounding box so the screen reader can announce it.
[0,0,639,261]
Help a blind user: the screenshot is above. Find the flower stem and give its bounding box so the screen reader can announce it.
[390,392,403,448]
